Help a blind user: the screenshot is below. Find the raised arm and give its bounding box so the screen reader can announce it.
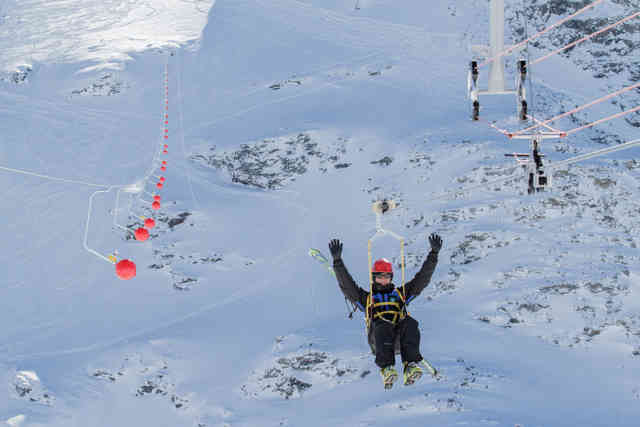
[402,233,442,303]
[329,239,368,311]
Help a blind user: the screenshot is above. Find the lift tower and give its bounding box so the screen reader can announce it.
[469,0,523,120]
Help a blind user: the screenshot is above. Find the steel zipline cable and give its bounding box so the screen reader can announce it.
[480,1,638,72]
[422,137,640,206]
[564,105,640,136]
[479,0,605,67]
[513,82,640,136]
[497,97,640,139]
[530,11,640,66]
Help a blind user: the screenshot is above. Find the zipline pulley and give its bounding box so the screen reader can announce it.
[505,134,558,194]
[367,200,406,327]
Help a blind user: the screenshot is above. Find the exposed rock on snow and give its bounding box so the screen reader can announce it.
[148,239,253,290]
[91,353,192,411]
[479,268,639,351]
[450,232,521,265]
[370,156,393,166]
[269,78,302,90]
[125,212,193,241]
[191,132,351,190]
[70,73,127,96]
[241,336,368,400]
[11,370,54,406]
[1,65,31,84]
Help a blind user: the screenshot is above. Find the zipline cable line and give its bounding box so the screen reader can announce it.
[498,95,640,139]
[491,3,640,144]
[470,0,636,123]
[553,138,640,168]
[513,81,640,136]
[564,105,640,136]
[530,11,640,66]
[479,0,605,68]
[422,138,640,206]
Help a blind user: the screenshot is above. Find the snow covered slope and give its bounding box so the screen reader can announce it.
[2,0,640,426]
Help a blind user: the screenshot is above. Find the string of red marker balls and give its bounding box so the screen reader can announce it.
[115,68,170,280]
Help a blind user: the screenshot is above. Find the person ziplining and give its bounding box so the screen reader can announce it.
[312,199,443,389]
[328,233,442,389]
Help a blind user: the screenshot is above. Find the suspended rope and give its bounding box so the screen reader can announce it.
[84,186,119,264]
[423,137,640,207]
[509,81,640,136]
[564,105,640,136]
[530,11,640,66]
[0,164,113,188]
[527,115,562,133]
[489,121,512,137]
[553,138,640,168]
[479,0,605,67]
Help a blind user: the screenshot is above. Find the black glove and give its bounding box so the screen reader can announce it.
[329,239,343,260]
[429,233,442,253]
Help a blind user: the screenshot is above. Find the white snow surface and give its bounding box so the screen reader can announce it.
[1,0,640,426]
[0,0,215,72]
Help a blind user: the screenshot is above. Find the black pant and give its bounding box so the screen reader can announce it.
[372,316,423,368]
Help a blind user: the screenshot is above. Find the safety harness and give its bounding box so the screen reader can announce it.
[365,199,409,329]
[366,286,409,326]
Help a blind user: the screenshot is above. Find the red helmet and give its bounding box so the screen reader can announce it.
[372,258,393,274]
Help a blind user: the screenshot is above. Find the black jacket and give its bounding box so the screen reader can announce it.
[333,251,439,314]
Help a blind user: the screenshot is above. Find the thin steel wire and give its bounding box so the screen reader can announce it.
[479,0,604,67]
[530,11,640,66]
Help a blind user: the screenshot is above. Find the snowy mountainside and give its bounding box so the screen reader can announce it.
[0,0,216,73]
[2,0,640,426]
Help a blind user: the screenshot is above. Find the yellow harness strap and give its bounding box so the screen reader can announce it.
[368,289,409,325]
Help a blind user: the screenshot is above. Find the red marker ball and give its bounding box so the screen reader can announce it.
[162,161,167,165]
[160,166,166,171]
[159,177,165,182]
[154,195,161,201]
[152,201,161,210]
[144,218,156,229]
[156,182,163,189]
[115,259,136,280]
[134,227,149,242]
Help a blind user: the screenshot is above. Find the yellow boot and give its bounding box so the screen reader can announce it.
[380,366,398,390]
[403,361,423,386]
